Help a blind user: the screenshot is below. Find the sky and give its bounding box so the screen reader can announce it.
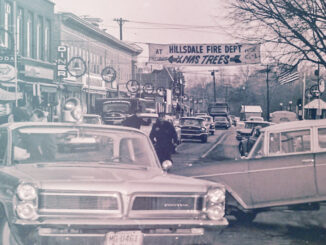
[53,0,232,43]
[53,0,240,79]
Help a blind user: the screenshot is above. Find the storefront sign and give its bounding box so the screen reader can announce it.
[0,63,15,82]
[67,57,86,78]
[85,75,105,88]
[149,43,261,66]
[101,66,116,83]
[24,65,54,80]
[126,80,140,93]
[56,45,68,78]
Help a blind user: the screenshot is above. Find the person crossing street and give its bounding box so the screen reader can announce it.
[149,113,178,165]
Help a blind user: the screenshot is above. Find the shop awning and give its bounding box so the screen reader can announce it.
[0,87,23,101]
[304,99,326,109]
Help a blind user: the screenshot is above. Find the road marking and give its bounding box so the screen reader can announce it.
[200,133,227,159]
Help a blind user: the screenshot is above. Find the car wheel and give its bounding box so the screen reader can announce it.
[201,135,208,143]
[233,210,257,223]
[0,219,18,245]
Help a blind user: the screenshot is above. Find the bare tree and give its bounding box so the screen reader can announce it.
[227,0,326,68]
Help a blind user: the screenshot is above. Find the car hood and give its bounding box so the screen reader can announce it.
[4,163,221,193]
[236,128,252,134]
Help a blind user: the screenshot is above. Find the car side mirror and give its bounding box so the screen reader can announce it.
[162,160,173,171]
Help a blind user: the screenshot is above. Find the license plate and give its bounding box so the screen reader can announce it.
[105,231,143,245]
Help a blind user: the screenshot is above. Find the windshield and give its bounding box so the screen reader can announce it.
[103,102,131,113]
[214,117,227,122]
[12,125,158,167]
[180,119,202,126]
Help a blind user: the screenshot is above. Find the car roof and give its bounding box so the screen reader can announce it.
[181,117,204,121]
[0,122,146,134]
[261,119,326,132]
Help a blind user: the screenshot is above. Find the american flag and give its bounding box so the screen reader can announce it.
[278,64,299,85]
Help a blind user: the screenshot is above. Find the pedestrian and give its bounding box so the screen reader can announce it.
[149,112,178,164]
[122,112,148,129]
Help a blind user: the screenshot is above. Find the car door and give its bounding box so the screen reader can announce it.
[314,127,326,197]
[248,128,317,208]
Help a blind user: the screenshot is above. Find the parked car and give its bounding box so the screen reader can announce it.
[82,114,103,124]
[214,116,230,129]
[174,119,326,223]
[0,121,227,245]
[197,115,215,135]
[180,117,209,143]
[236,120,272,141]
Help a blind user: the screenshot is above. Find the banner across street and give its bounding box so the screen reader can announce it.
[148,43,260,66]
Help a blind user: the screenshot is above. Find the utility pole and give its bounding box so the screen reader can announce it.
[114,18,128,40]
[211,70,217,102]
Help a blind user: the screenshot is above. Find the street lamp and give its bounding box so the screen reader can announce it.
[280,102,283,110]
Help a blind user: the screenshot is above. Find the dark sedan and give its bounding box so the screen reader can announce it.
[180,117,209,143]
[214,116,230,129]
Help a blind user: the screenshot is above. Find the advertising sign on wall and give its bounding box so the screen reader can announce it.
[148,43,260,66]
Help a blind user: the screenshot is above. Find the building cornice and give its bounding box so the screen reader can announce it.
[56,12,142,55]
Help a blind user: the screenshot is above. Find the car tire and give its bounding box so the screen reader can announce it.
[233,210,257,223]
[201,135,208,143]
[0,219,18,245]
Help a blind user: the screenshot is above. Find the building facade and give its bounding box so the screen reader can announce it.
[0,0,56,120]
[54,12,142,114]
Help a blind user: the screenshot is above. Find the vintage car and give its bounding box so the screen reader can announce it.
[82,114,103,125]
[173,119,326,223]
[179,117,209,143]
[214,116,230,129]
[236,120,272,141]
[196,115,215,135]
[0,122,227,245]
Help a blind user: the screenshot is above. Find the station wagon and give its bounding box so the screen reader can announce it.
[173,119,326,222]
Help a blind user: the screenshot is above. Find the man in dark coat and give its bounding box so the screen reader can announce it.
[149,113,178,164]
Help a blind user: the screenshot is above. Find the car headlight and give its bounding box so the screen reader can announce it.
[205,188,225,220]
[17,183,37,201]
[207,188,225,204]
[201,127,206,132]
[16,202,37,220]
[206,205,224,220]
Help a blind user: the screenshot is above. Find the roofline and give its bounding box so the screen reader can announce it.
[261,119,326,132]
[56,12,142,55]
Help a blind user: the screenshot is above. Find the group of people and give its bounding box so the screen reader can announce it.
[122,112,178,165]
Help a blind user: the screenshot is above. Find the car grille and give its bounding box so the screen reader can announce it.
[131,195,203,211]
[38,191,121,214]
[181,127,201,135]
